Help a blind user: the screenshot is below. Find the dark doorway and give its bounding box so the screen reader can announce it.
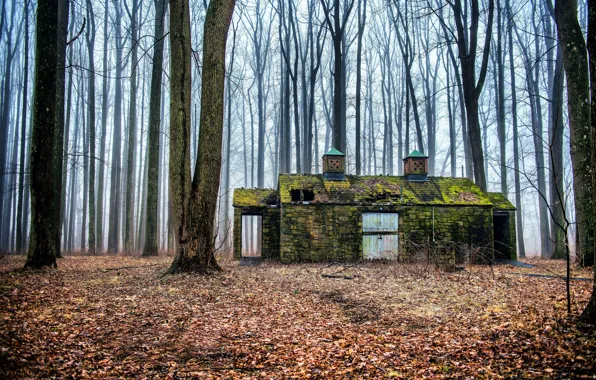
[493,213,512,260]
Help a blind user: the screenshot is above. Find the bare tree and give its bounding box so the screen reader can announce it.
[449,0,495,191]
[320,0,355,153]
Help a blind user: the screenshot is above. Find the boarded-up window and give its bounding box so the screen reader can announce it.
[242,215,262,257]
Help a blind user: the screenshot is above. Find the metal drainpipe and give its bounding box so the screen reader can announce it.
[432,207,435,243]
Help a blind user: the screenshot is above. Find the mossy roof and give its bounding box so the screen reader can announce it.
[233,188,278,208]
[486,192,516,210]
[278,174,495,206]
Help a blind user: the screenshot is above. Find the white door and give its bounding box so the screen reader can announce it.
[362,213,399,260]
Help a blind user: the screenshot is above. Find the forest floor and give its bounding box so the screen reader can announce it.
[1,255,595,379]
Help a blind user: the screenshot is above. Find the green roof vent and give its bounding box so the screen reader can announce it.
[323,148,346,180]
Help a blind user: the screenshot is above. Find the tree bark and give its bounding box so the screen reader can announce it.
[143,0,168,257]
[578,0,595,326]
[96,0,110,253]
[15,0,29,253]
[124,0,139,253]
[85,0,96,254]
[167,0,235,273]
[25,0,66,268]
[107,2,124,253]
[450,0,494,191]
[555,0,594,267]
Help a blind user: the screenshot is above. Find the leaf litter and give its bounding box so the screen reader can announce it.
[0,255,594,378]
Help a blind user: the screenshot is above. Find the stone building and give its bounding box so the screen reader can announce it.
[232,150,516,265]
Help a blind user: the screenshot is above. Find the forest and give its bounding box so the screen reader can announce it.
[0,0,596,377]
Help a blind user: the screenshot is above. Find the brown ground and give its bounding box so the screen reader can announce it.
[0,255,594,379]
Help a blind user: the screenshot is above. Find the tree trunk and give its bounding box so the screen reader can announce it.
[142,0,167,257]
[96,0,110,253]
[167,0,235,273]
[578,0,595,326]
[549,45,566,259]
[16,0,29,253]
[0,0,17,250]
[496,0,507,196]
[52,0,69,257]
[124,0,139,253]
[355,0,366,174]
[85,0,96,254]
[506,0,526,258]
[25,0,66,268]
[450,0,494,191]
[555,0,594,267]
[107,3,123,253]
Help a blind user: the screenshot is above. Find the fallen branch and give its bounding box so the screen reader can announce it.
[101,264,162,272]
[321,274,354,280]
[510,272,592,282]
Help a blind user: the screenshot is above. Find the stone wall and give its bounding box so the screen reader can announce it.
[278,204,493,264]
[399,206,494,265]
[280,204,362,263]
[236,202,496,265]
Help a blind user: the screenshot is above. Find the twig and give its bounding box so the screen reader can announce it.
[66,18,86,46]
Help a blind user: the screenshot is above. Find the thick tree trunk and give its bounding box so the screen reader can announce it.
[167,0,235,273]
[52,0,69,257]
[578,0,595,326]
[555,0,594,267]
[25,0,65,268]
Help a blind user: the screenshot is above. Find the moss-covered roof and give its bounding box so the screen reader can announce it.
[233,188,278,208]
[486,192,516,210]
[278,174,495,206]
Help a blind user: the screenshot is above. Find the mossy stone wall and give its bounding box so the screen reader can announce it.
[278,204,493,264]
[280,204,362,263]
[399,206,493,265]
[236,202,498,264]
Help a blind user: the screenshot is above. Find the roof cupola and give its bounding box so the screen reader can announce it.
[403,150,429,182]
[323,148,346,181]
